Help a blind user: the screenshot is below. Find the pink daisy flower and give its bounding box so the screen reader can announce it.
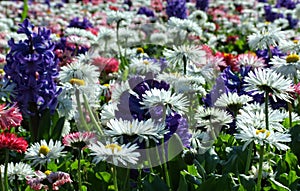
[62,131,97,149]
[0,103,23,130]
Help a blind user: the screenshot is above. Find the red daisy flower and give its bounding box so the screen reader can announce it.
[0,133,28,153]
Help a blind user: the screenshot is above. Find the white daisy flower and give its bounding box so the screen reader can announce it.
[129,58,161,75]
[105,118,167,145]
[100,103,118,125]
[188,10,208,26]
[25,139,66,167]
[97,27,116,42]
[168,17,202,36]
[150,33,168,45]
[106,11,133,25]
[140,88,189,115]
[65,27,97,42]
[89,141,140,166]
[270,54,300,79]
[279,39,300,53]
[235,125,291,151]
[163,45,206,70]
[157,73,206,94]
[59,53,100,84]
[248,26,287,50]
[244,68,293,102]
[236,103,287,132]
[0,162,34,182]
[195,106,233,128]
[214,92,253,112]
[110,81,131,103]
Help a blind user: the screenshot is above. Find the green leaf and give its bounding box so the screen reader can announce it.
[269,178,291,191]
[50,116,65,141]
[178,173,188,191]
[285,151,298,170]
[182,170,202,185]
[47,161,58,172]
[168,133,184,161]
[38,109,51,141]
[96,172,111,183]
[142,173,169,191]
[238,174,256,191]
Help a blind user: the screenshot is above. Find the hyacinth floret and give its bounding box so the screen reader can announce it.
[4,19,61,115]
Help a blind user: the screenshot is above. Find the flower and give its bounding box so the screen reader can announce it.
[188,10,208,26]
[0,103,22,130]
[92,56,119,74]
[105,118,167,145]
[0,133,28,153]
[163,45,205,70]
[214,92,253,113]
[0,162,34,182]
[236,103,287,132]
[235,125,291,151]
[59,53,100,84]
[62,131,97,149]
[168,17,202,36]
[26,170,72,191]
[68,17,93,29]
[4,19,60,115]
[129,57,161,75]
[270,54,300,79]
[234,53,265,68]
[89,141,140,166]
[140,88,189,115]
[243,68,293,102]
[25,139,65,166]
[248,26,287,50]
[195,106,233,128]
[106,10,133,25]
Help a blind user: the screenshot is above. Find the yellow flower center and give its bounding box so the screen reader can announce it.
[143,60,150,65]
[44,170,52,176]
[286,54,300,63]
[103,83,110,88]
[39,145,50,156]
[136,47,144,54]
[70,78,85,86]
[293,39,298,44]
[105,144,122,153]
[256,129,271,138]
[0,69,4,75]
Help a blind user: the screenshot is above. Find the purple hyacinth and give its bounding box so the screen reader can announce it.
[4,19,61,116]
[137,7,155,17]
[166,0,187,19]
[264,5,284,22]
[196,0,209,11]
[276,0,298,9]
[68,17,93,29]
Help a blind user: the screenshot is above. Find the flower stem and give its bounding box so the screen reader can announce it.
[82,93,104,135]
[112,166,119,191]
[75,89,89,131]
[183,55,187,75]
[265,91,269,130]
[161,138,171,189]
[288,102,293,129]
[257,145,265,191]
[244,141,253,174]
[4,149,9,191]
[78,149,82,191]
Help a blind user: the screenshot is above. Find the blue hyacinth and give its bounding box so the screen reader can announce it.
[4,19,61,116]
